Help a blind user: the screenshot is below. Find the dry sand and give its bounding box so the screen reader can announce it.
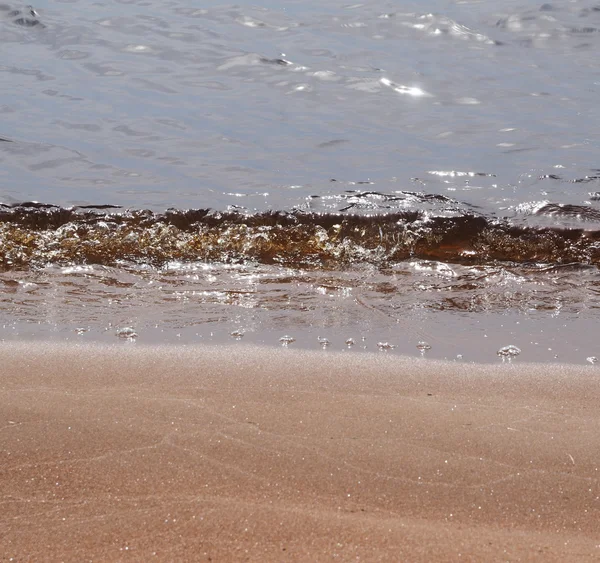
[1,342,599,562]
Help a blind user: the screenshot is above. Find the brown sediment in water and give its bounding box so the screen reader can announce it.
[1,204,600,269]
[1,342,599,561]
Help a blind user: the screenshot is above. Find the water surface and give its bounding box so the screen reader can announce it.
[2,0,600,362]
[2,0,600,218]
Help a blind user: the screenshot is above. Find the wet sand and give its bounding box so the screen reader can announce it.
[1,342,599,562]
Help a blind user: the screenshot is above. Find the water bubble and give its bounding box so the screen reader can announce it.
[377,342,396,351]
[497,344,521,362]
[317,336,330,349]
[416,341,432,355]
[116,327,137,340]
[279,335,295,347]
[586,356,598,365]
[230,329,244,340]
[345,338,355,347]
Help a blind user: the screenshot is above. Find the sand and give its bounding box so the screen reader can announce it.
[1,342,599,562]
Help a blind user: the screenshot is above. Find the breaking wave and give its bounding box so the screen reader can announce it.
[1,198,600,270]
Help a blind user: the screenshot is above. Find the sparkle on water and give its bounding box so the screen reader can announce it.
[230,329,244,340]
[497,344,521,362]
[279,335,295,347]
[116,327,138,340]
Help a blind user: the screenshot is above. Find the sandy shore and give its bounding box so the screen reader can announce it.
[1,343,599,561]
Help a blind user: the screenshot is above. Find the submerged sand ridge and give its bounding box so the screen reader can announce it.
[1,343,599,561]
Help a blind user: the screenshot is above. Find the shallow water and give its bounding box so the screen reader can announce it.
[1,254,599,364]
[1,0,600,361]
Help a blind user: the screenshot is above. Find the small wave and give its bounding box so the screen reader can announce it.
[406,13,497,44]
[1,202,600,270]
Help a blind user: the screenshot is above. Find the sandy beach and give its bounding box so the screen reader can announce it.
[1,342,599,561]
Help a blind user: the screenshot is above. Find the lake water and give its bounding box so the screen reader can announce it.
[1,0,600,363]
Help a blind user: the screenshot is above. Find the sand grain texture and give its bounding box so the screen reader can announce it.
[1,343,599,561]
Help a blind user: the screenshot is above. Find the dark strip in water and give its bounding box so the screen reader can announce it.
[1,203,600,270]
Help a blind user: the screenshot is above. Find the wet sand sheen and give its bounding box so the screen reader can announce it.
[1,343,599,561]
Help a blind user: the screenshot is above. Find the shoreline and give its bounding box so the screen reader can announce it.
[2,308,600,365]
[2,342,599,561]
